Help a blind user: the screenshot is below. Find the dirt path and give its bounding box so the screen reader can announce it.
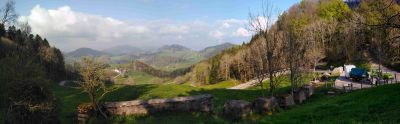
[227,78,268,89]
[228,71,289,90]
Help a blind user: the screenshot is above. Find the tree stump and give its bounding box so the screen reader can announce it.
[222,100,252,121]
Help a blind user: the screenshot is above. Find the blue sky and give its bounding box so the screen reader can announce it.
[7,0,300,51]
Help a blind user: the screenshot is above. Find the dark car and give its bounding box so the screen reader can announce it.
[349,68,369,81]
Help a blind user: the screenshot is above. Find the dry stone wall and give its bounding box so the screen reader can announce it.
[103,94,213,116]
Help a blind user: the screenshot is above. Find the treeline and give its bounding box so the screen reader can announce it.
[179,0,400,86]
[0,1,65,123]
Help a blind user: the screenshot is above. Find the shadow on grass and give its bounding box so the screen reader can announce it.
[102,84,156,102]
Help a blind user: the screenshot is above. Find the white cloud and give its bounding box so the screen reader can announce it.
[159,25,189,34]
[249,16,277,31]
[209,30,224,39]
[19,5,253,51]
[233,27,251,37]
[221,22,230,28]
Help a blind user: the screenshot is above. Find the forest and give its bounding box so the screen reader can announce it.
[183,0,400,89]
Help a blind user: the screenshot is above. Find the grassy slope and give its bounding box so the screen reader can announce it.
[50,79,263,124]
[113,72,166,85]
[50,75,400,124]
[263,84,400,124]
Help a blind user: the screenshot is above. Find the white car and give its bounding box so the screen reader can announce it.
[344,64,356,78]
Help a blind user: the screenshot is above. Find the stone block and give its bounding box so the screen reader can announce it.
[294,90,306,104]
[303,84,314,98]
[252,97,278,114]
[223,100,252,121]
[277,94,295,107]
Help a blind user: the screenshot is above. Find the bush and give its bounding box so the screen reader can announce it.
[354,61,371,71]
[5,80,60,124]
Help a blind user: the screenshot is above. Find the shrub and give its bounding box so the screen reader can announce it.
[5,79,60,124]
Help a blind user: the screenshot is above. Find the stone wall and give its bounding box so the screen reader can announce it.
[103,94,213,116]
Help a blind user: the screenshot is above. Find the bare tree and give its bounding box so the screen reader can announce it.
[250,40,267,96]
[248,0,282,96]
[77,57,113,118]
[0,0,18,25]
[304,20,327,80]
[18,21,31,35]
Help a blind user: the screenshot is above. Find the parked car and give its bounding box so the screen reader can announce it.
[349,68,369,81]
[344,64,356,78]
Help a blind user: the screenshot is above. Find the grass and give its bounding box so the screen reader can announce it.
[262,84,400,124]
[50,83,89,124]
[50,80,264,124]
[50,75,305,123]
[200,80,239,89]
[50,74,400,124]
[114,72,167,85]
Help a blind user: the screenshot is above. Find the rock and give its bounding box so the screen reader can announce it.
[252,97,278,114]
[277,94,295,107]
[294,89,306,104]
[223,100,252,121]
[302,84,314,98]
[323,72,331,76]
[332,67,343,75]
[102,94,213,116]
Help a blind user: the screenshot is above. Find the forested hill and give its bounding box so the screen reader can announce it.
[66,47,109,58]
[0,23,65,123]
[177,0,400,86]
[0,25,66,81]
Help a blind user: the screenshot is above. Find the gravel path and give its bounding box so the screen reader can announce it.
[334,72,372,90]
[227,78,268,89]
[334,62,399,90]
[228,71,288,89]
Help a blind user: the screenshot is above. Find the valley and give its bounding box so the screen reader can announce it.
[64,43,236,71]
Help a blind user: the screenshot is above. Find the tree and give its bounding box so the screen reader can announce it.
[248,0,285,96]
[18,21,31,36]
[356,0,400,72]
[0,0,18,25]
[304,20,327,80]
[77,57,111,118]
[0,23,5,36]
[317,0,352,21]
[249,39,268,96]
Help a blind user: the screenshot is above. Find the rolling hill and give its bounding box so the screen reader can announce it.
[102,45,145,56]
[66,47,109,58]
[65,43,236,71]
[200,42,235,58]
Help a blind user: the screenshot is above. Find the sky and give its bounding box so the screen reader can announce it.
[5,0,300,52]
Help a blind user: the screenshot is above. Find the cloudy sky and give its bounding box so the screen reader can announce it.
[6,0,299,52]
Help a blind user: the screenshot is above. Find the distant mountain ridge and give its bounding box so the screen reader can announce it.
[158,44,192,52]
[102,45,144,56]
[200,43,235,57]
[66,47,109,58]
[65,43,237,71]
